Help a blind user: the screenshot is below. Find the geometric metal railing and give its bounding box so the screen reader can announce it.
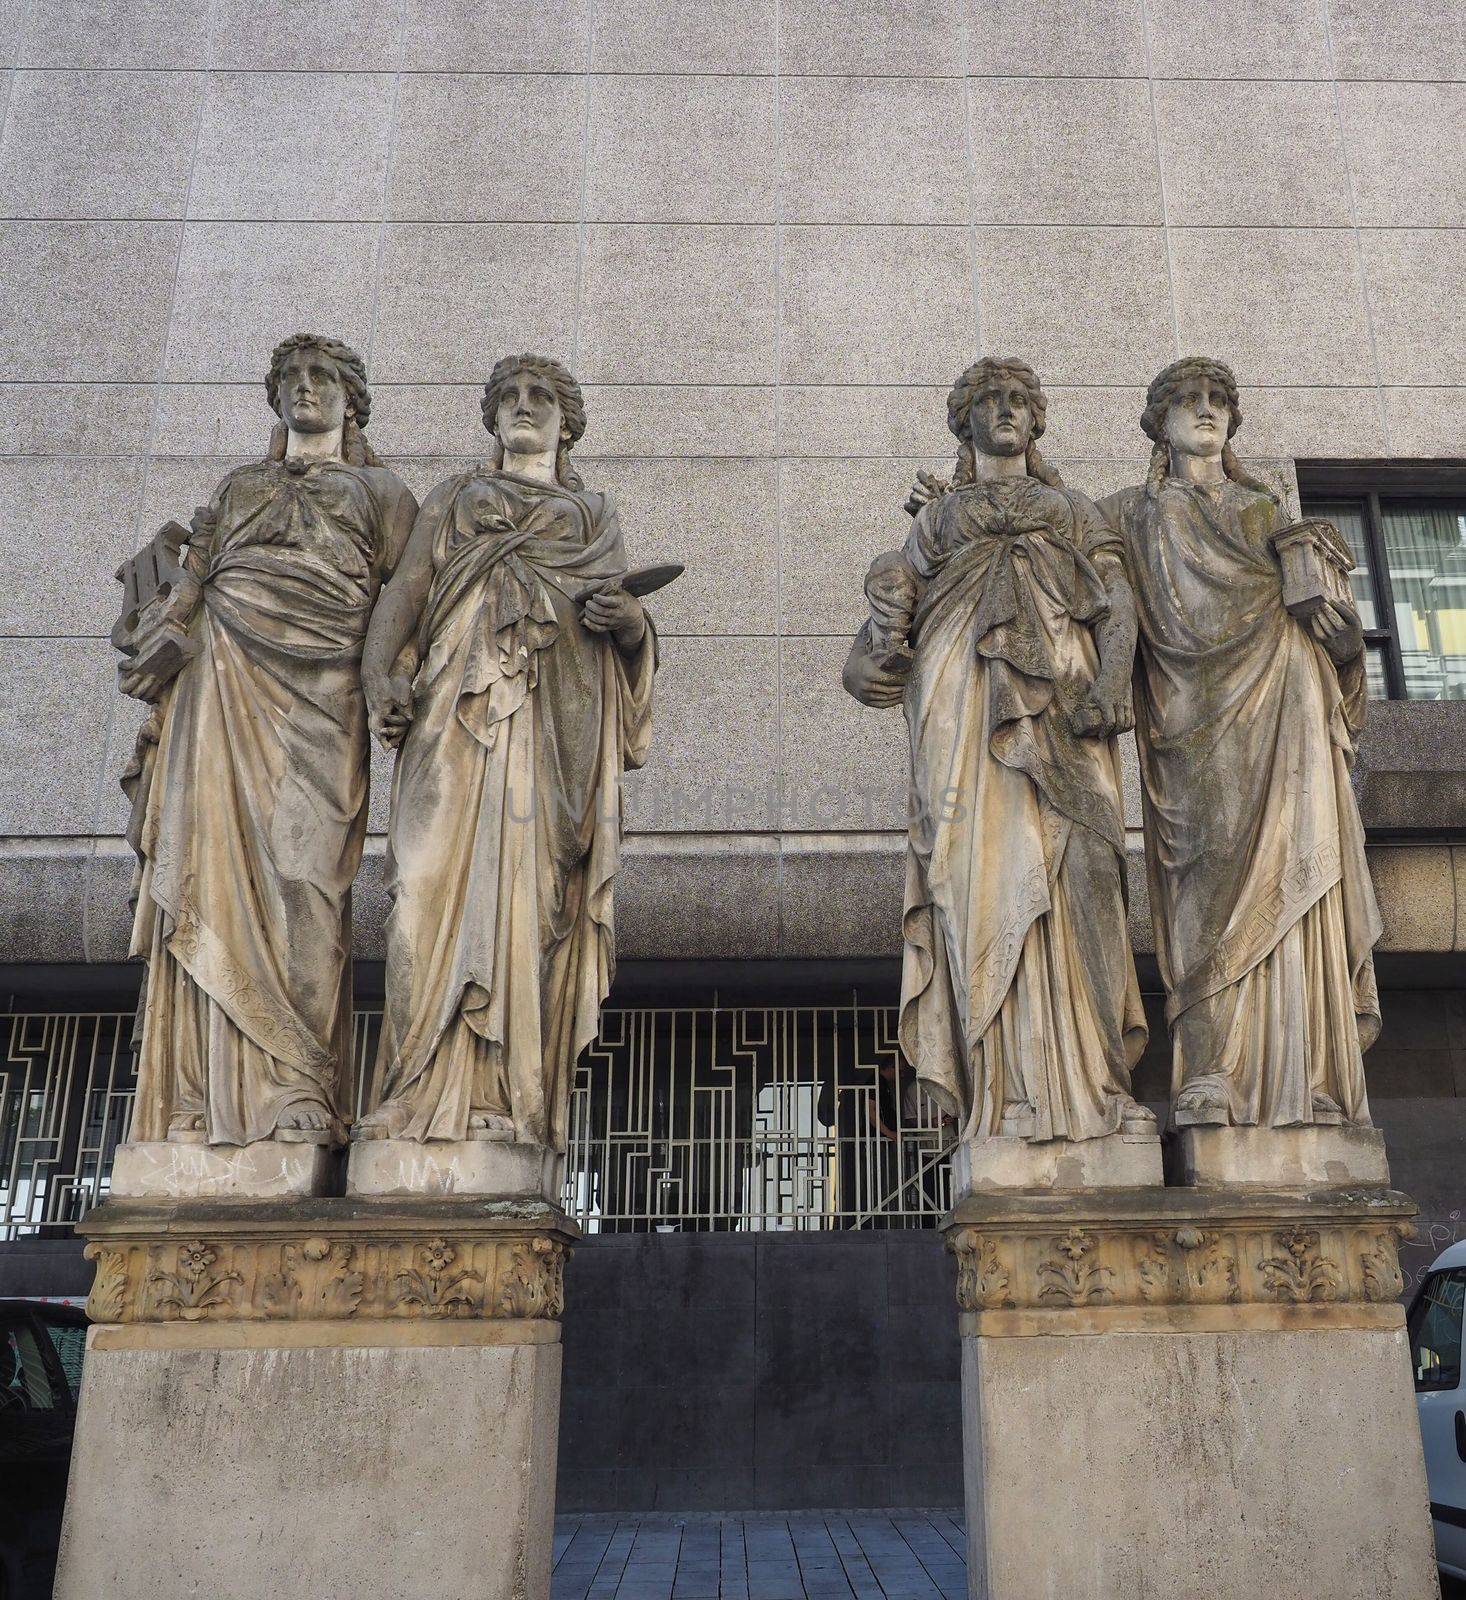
[1,1005,953,1240]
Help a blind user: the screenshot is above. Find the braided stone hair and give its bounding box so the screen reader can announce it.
[481,353,587,490]
[1141,355,1277,504]
[265,332,379,466]
[947,357,1063,488]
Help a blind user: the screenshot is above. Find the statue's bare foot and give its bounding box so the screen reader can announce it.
[166,1111,206,1143]
[1119,1098,1159,1135]
[1310,1092,1345,1126]
[274,1105,334,1145]
[998,1100,1036,1139]
[1173,1081,1231,1127]
[467,1111,515,1142]
[350,1103,409,1142]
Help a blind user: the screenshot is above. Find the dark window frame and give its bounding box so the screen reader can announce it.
[1298,460,1466,702]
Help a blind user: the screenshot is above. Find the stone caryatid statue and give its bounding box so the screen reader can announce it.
[1099,358,1383,1172]
[844,358,1157,1188]
[115,334,417,1178]
[351,354,655,1178]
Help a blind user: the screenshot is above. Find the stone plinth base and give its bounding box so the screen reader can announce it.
[346,1137,562,1200]
[55,1197,575,1600]
[952,1131,1162,1198]
[946,1187,1437,1600]
[1174,1123,1390,1188]
[109,1138,334,1199]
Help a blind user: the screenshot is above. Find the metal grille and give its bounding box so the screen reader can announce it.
[1,1006,952,1239]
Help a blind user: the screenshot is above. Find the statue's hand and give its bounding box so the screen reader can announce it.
[581,584,647,650]
[367,671,414,750]
[1308,597,1365,664]
[1071,678,1132,739]
[843,643,909,709]
[904,470,951,519]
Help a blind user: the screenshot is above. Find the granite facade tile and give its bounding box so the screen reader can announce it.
[585,75,777,224]
[0,70,201,220]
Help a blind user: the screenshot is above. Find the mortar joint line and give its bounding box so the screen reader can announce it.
[363,0,408,377]
[1319,0,1391,449]
[1137,0,1183,362]
[773,0,786,955]
[570,3,596,373]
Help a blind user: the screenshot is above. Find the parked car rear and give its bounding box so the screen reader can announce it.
[1409,1241,1466,1586]
[0,1300,87,1600]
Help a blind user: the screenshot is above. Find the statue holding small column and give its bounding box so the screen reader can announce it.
[844,358,1155,1184]
[115,334,417,1163]
[1099,357,1382,1151]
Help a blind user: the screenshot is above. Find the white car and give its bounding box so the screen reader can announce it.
[1410,1240,1466,1582]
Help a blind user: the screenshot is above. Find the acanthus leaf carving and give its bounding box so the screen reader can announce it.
[85,1244,129,1323]
[147,1239,242,1321]
[1258,1227,1341,1305]
[261,1236,364,1319]
[496,1236,567,1320]
[390,1237,485,1319]
[1036,1229,1114,1308]
[950,1229,1014,1311]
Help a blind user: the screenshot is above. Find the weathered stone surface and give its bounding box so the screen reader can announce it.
[387,74,585,223]
[1145,0,1332,78]
[1175,1125,1391,1189]
[585,75,776,224]
[76,1198,574,1326]
[110,1140,335,1200]
[0,221,179,381]
[958,1321,1437,1599]
[0,640,114,836]
[1170,228,1375,386]
[0,69,201,218]
[969,78,1162,226]
[347,1140,562,1203]
[779,226,975,385]
[779,76,967,226]
[946,1185,1416,1319]
[17,0,210,67]
[579,223,777,384]
[190,70,395,222]
[1153,80,1350,228]
[964,0,1146,76]
[973,226,1173,385]
[589,0,775,72]
[54,1333,562,1600]
[1360,227,1466,386]
[164,223,376,382]
[951,1132,1163,1198]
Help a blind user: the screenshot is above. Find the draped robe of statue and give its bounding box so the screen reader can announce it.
[127,457,413,1144]
[370,469,655,1151]
[875,476,1147,1144]
[1100,478,1382,1127]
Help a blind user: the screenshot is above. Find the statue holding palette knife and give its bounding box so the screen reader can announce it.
[354,354,673,1158]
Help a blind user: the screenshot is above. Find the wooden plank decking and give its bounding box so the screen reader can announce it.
[552,1513,968,1600]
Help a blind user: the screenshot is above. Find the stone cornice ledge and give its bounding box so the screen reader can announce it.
[79,1197,578,1327]
[944,1186,1416,1330]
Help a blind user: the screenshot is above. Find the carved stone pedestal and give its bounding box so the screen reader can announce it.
[952,1131,1163,1198]
[945,1187,1439,1600]
[1173,1123,1390,1189]
[110,1137,335,1199]
[346,1136,562,1200]
[54,1197,575,1600]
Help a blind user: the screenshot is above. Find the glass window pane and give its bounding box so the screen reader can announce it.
[1410,1269,1466,1389]
[1379,501,1466,701]
[1364,642,1389,701]
[42,1318,86,1401]
[1305,499,1378,629]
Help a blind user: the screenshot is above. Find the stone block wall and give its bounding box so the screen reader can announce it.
[2,0,1464,958]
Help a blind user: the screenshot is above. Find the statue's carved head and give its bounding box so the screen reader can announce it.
[1141,356,1242,453]
[481,354,586,487]
[946,357,1062,488]
[1141,356,1275,505]
[265,333,375,465]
